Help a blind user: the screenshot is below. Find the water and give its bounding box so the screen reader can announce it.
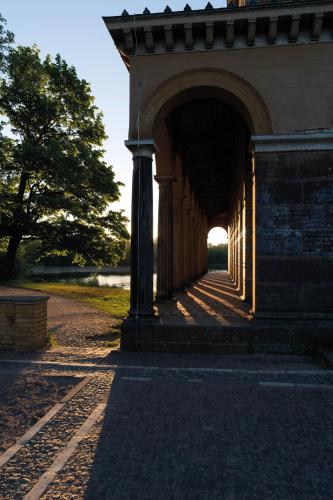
[32,272,157,290]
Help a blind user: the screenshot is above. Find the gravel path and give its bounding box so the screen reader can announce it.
[0,369,78,454]
[0,286,117,348]
[0,372,114,499]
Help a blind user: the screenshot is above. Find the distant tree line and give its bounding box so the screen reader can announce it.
[207,243,228,269]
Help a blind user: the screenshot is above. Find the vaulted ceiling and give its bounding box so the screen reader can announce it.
[167,98,250,217]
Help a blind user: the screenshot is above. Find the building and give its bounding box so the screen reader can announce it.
[104,0,333,352]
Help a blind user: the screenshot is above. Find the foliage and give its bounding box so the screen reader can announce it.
[0,14,13,69]
[84,274,100,287]
[207,243,228,269]
[0,37,129,281]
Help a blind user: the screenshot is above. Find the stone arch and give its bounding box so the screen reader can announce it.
[132,68,272,139]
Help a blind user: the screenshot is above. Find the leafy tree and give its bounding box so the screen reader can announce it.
[0,14,13,69]
[0,43,129,281]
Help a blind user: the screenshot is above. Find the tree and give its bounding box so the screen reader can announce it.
[0,43,129,280]
[0,14,13,69]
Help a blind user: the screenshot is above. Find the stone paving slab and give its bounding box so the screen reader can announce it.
[1,360,333,499]
[157,271,251,327]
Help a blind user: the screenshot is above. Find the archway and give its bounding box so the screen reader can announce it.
[207,227,228,271]
[130,68,272,140]
[154,89,253,305]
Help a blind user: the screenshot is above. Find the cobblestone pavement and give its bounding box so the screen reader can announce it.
[0,370,78,453]
[1,354,333,499]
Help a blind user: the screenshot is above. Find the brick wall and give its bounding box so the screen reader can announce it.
[254,150,333,317]
[0,296,49,351]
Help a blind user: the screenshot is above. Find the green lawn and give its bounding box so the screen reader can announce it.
[21,282,130,320]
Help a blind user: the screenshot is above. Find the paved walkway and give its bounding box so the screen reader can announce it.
[0,353,333,499]
[157,271,251,327]
[1,280,333,498]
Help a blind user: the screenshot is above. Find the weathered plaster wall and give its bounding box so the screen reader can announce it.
[129,43,333,138]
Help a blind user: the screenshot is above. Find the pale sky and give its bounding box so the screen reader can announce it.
[1,0,227,245]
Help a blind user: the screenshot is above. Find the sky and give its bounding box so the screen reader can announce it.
[0,0,228,245]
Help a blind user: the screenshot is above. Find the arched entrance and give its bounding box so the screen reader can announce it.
[154,86,254,306]
[207,227,228,271]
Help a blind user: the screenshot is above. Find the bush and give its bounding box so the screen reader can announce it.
[84,274,100,287]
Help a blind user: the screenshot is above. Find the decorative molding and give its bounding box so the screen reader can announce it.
[252,131,333,152]
[154,175,176,183]
[125,139,159,157]
[104,2,333,63]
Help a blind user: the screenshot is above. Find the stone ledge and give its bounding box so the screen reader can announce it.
[0,296,49,304]
[252,131,333,152]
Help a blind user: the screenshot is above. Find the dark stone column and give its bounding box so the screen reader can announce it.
[126,141,156,316]
[121,140,158,351]
[129,145,155,316]
[155,175,174,299]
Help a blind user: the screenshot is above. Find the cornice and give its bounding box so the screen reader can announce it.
[103,1,333,67]
[252,131,333,152]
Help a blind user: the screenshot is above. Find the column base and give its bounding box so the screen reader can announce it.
[154,293,174,303]
[121,315,159,351]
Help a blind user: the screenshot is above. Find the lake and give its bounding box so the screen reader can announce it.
[31,271,157,290]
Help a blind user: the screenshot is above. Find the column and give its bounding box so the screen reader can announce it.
[189,210,196,281]
[183,199,191,285]
[195,215,201,278]
[155,175,174,300]
[125,140,157,317]
[173,196,185,290]
[245,154,253,302]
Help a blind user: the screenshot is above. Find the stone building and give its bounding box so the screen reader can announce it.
[104,0,333,352]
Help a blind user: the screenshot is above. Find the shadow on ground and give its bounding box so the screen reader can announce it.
[85,365,333,499]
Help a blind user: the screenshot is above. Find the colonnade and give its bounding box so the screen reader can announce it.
[156,179,208,300]
[228,167,252,302]
[125,139,209,318]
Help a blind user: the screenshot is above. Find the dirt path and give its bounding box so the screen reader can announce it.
[0,286,117,348]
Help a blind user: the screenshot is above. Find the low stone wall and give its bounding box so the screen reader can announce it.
[0,296,49,351]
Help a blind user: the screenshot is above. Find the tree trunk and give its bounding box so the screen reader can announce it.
[0,170,29,282]
[0,234,22,282]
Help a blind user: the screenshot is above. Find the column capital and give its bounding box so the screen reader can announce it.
[125,139,159,158]
[154,175,175,184]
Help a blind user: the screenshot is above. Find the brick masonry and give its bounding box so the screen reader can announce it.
[0,296,49,351]
[254,150,333,316]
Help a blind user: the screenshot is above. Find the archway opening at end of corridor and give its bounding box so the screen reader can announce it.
[154,90,254,305]
[207,227,228,271]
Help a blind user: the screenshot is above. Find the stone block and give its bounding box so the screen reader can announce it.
[0,296,49,351]
[256,230,303,255]
[303,179,333,204]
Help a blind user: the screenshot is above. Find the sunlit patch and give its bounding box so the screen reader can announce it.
[207,227,228,245]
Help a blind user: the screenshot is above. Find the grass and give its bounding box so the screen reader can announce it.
[20,282,130,320]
